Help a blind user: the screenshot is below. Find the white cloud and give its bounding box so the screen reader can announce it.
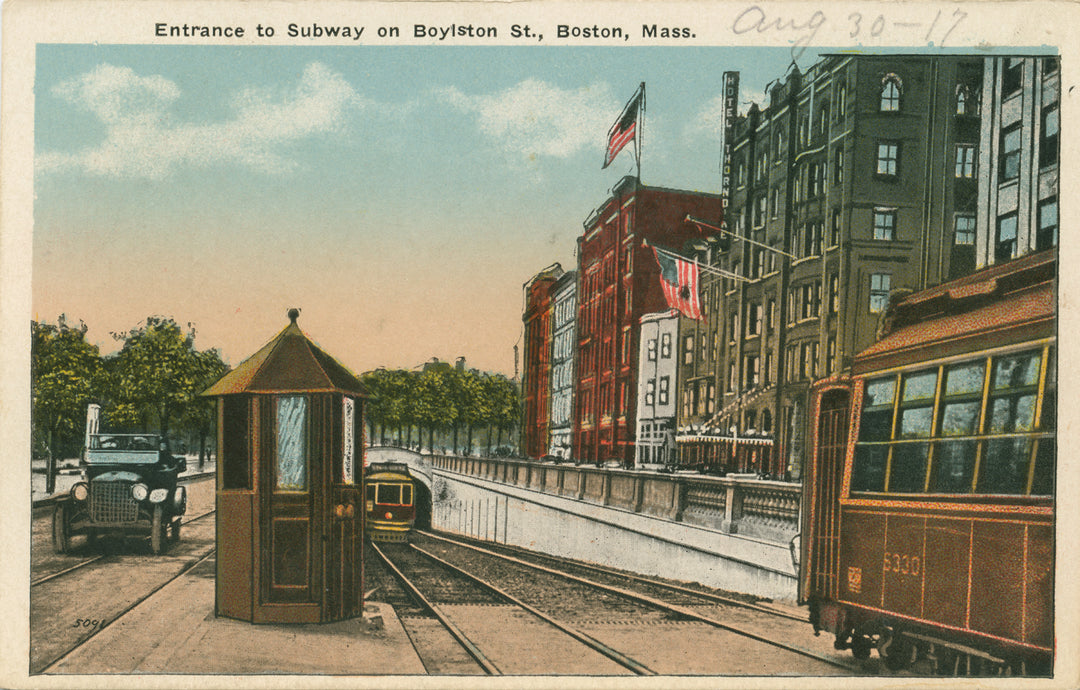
[685,84,773,144]
[38,62,361,178]
[438,79,618,161]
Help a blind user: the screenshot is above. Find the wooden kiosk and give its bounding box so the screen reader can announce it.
[203,309,367,623]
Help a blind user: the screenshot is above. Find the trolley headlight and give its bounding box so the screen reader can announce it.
[72,482,89,501]
[384,512,393,520]
[131,483,149,501]
[149,488,169,503]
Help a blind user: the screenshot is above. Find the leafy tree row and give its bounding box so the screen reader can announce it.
[32,316,228,492]
[361,365,520,457]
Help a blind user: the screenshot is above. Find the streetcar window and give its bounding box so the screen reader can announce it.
[849,348,1053,498]
[851,446,887,492]
[402,484,413,506]
[979,438,1033,494]
[857,377,896,441]
[366,484,376,502]
[375,483,401,505]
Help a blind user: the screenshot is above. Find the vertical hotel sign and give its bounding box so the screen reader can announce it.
[719,71,739,222]
[343,397,355,483]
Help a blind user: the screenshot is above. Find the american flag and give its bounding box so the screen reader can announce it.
[652,247,702,320]
[602,85,643,169]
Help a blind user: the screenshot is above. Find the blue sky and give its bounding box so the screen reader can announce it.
[35,44,830,375]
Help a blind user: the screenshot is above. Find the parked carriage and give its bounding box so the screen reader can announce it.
[801,250,1055,674]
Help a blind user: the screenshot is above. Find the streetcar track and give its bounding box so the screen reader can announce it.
[418,531,856,673]
[39,548,217,673]
[31,509,216,588]
[373,541,656,675]
[431,532,807,623]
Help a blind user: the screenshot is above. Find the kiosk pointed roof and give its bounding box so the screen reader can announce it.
[202,309,368,397]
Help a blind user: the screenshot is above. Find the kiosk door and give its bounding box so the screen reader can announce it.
[258,394,320,622]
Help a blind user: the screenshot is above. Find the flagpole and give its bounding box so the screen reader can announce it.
[685,214,799,260]
[645,240,749,282]
[637,82,645,182]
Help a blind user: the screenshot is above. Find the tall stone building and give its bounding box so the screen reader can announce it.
[975,56,1060,267]
[677,54,986,480]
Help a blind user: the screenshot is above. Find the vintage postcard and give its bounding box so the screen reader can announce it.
[3,0,1077,687]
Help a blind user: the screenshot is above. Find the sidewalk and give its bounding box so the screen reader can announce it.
[48,556,427,675]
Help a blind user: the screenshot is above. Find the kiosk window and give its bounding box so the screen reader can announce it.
[275,395,308,490]
[222,397,251,490]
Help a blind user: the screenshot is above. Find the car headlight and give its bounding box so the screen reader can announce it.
[172,486,187,513]
[131,483,149,501]
[149,488,169,503]
[72,482,89,501]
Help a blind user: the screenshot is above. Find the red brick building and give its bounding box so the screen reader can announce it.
[521,263,564,458]
[574,176,725,465]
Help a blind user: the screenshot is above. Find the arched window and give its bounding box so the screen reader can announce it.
[955,85,968,115]
[819,102,830,135]
[880,75,902,111]
[838,83,848,118]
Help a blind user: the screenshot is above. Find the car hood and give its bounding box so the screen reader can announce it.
[91,470,144,483]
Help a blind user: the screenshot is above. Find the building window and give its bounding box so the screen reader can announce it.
[956,86,967,115]
[727,361,736,393]
[728,312,739,343]
[775,131,784,158]
[770,187,780,218]
[838,83,847,118]
[1037,198,1058,251]
[754,195,767,226]
[954,214,976,245]
[829,273,839,314]
[880,75,902,111]
[737,159,746,187]
[747,303,762,336]
[833,147,844,184]
[869,273,891,313]
[800,343,811,380]
[819,103,829,135]
[764,352,773,384]
[876,141,899,177]
[873,208,897,241]
[659,376,670,405]
[830,211,841,246]
[996,213,1018,262]
[683,335,694,365]
[955,144,976,178]
[707,382,716,413]
[1003,58,1024,98]
[826,336,837,375]
[645,380,656,406]
[1040,104,1059,168]
[766,298,776,331]
[1000,125,1021,181]
[745,355,761,389]
[660,332,671,358]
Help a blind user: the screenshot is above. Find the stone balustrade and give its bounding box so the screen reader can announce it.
[430,455,801,543]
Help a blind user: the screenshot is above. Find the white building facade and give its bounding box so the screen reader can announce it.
[548,271,577,459]
[976,56,1059,267]
[635,310,679,469]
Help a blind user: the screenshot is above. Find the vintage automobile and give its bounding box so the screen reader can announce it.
[53,410,187,554]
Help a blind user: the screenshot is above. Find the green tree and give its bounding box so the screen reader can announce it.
[177,348,229,469]
[416,366,455,453]
[106,317,217,445]
[32,317,105,493]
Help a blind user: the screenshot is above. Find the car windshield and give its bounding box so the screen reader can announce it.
[89,434,159,451]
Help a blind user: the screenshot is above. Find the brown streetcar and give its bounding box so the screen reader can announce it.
[801,250,1055,675]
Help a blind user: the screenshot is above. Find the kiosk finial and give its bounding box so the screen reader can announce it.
[288,308,300,324]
